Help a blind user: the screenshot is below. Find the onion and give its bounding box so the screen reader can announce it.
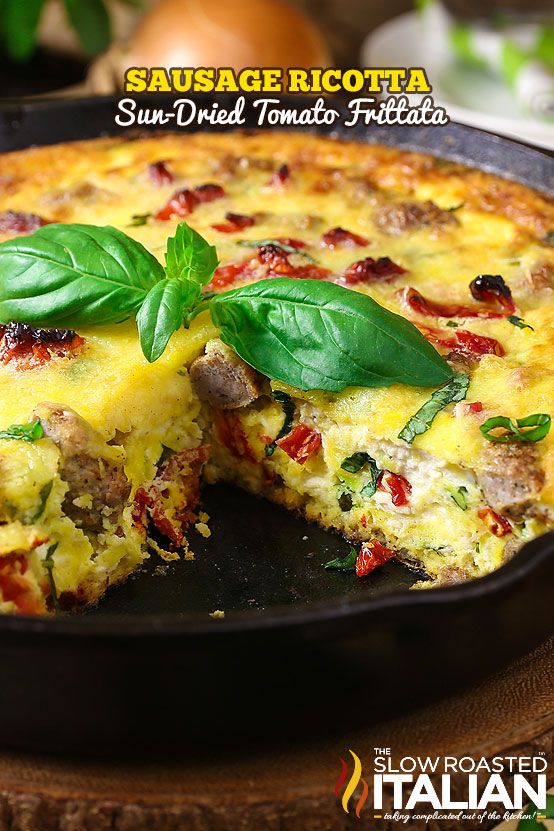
[126,0,331,71]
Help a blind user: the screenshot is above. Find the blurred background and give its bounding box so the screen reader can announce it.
[0,0,552,147]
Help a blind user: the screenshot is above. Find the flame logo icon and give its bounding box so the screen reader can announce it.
[334,749,369,818]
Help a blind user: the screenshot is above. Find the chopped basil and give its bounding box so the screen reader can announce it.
[341,452,371,473]
[450,486,468,511]
[43,542,60,611]
[340,452,380,498]
[447,203,464,212]
[338,492,353,512]
[265,390,295,457]
[324,546,357,572]
[0,420,44,443]
[237,239,316,263]
[507,315,534,331]
[128,213,152,227]
[29,480,53,523]
[446,320,459,328]
[398,374,470,444]
[480,413,551,443]
[359,458,381,498]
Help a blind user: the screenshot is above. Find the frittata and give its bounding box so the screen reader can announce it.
[0,131,552,614]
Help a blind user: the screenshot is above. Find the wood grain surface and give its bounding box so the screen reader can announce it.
[0,637,552,830]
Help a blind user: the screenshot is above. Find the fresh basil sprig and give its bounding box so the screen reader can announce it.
[209,279,453,392]
[398,374,470,444]
[480,413,551,443]
[0,420,44,443]
[0,220,454,394]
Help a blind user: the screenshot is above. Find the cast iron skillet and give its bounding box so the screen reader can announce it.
[0,95,552,756]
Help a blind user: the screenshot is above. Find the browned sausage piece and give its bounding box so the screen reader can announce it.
[33,403,131,532]
[527,261,554,291]
[190,340,265,410]
[374,200,458,236]
[478,443,545,520]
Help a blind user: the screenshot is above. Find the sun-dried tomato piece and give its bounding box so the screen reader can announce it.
[212,212,255,233]
[322,227,369,249]
[0,322,85,370]
[193,183,226,204]
[276,424,322,464]
[132,446,210,545]
[420,325,504,358]
[343,256,407,285]
[148,160,174,186]
[269,163,290,186]
[208,261,251,290]
[355,539,396,577]
[400,287,507,320]
[478,507,512,537]
[213,410,257,463]
[470,275,515,315]
[155,189,197,220]
[0,554,45,615]
[0,210,50,234]
[155,183,225,220]
[257,243,294,274]
[377,470,412,507]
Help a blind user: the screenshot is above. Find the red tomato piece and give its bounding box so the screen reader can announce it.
[148,161,174,185]
[478,507,512,537]
[276,424,322,464]
[342,256,407,285]
[355,539,396,577]
[400,287,508,319]
[377,470,412,507]
[322,227,369,249]
[269,163,290,186]
[212,212,255,233]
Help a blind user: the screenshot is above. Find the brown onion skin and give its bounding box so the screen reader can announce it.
[128,0,331,73]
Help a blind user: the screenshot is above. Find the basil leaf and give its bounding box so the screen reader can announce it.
[165,221,218,287]
[2,0,44,61]
[359,458,381,498]
[324,546,358,572]
[398,374,470,444]
[128,213,151,227]
[0,420,43,443]
[210,279,453,393]
[341,452,371,473]
[43,542,60,611]
[265,390,295,457]
[450,486,468,511]
[0,224,164,327]
[29,480,53,523]
[63,0,110,55]
[137,278,193,363]
[507,315,534,331]
[341,452,380,498]
[480,413,551,443]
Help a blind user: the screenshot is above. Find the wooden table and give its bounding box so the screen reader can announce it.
[0,637,552,831]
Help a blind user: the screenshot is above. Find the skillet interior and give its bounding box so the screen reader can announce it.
[0,94,552,754]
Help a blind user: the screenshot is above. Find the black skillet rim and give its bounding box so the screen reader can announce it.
[0,93,552,638]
